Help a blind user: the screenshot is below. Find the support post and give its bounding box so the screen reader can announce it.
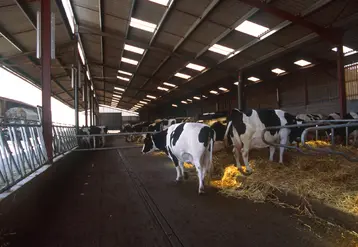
[89,92,93,126]
[337,43,347,117]
[237,71,244,110]
[84,74,88,127]
[74,65,79,133]
[41,0,53,161]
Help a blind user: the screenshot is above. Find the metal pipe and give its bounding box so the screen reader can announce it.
[337,43,347,117]
[74,66,79,133]
[84,74,88,126]
[40,0,53,161]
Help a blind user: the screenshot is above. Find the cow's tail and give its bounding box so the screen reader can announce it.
[205,129,215,184]
[223,120,232,148]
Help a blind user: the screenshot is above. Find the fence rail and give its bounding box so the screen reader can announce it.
[0,123,77,193]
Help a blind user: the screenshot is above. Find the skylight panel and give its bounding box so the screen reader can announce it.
[210,90,218,95]
[122,57,138,66]
[174,72,191,79]
[208,44,234,56]
[86,70,91,80]
[114,87,125,92]
[139,101,148,104]
[234,81,239,85]
[193,96,200,100]
[248,77,261,82]
[61,0,75,33]
[143,99,151,102]
[117,76,130,81]
[235,20,269,37]
[187,99,193,102]
[294,60,311,67]
[332,46,358,56]
[124,44,145,55]
[149,0,170,6]
[157,86,169,91]
[147,95,157,99]
[219,87,228,92]
[163,82,176,87]
[186,63,206,71]
[118,70,133,76]
[113,94,122,98]
[130,17,157,33]
[181,101,188,104]
[272,68,286,75]
[172,104,178,107]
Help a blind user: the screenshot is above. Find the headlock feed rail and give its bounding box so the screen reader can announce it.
[261,119,358,162]
[71,131,157,151]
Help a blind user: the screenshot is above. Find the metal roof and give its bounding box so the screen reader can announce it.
[0,0,357,112]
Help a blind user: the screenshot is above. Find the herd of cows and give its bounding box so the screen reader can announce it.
[74,109,358,194]
[134,109,358,194]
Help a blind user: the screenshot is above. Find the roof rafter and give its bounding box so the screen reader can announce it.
[131,0,221,101]
[239,0,343,44]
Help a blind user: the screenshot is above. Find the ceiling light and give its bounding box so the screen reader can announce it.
[181,101,188,104]
[187,99,192,102]
[247,77,261,82]
[139,101,148,104]
[234,81,239,85]
[208,44,234,56]
[86,70,91,80]
[117,76,130,81]
[146,95,156,99]
[124,44,145,55]
[90,85,94,91]
[143,98,151,102]
[121,57,138,65]
[193,96,200,100]
[210,90,218,95]
[163,82,176,87]
[174,72,191,79]
[157,86,169,91]
[172,104,178,107]
[112,99,119,102]
[77,43,85,65]
[130,17,157,33]
[332,46,358,56]
[294,59,311,67]
[219,87,228,92]
[113,94,121,98]
[149,0,170,6]
[235,20,269,37]
[118,70,132,76]
[114,87,125,91]
[202,95,207,98]
[137,103,144,106]
[186,63,206,71]
[272,68,286,75]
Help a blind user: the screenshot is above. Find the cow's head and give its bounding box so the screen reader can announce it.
[142,133,156,154]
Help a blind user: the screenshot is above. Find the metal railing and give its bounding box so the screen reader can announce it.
[0,123,78,193]
[261,119,358,161]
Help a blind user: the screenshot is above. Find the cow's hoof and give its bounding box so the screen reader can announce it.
[183,172,189,180]
[198,189,205,195]
[175,178,183,184]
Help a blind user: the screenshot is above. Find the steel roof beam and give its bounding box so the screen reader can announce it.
[130,0,222,102]
[92,79,158,94]
[239,0,342,44]
[119,0,175,106]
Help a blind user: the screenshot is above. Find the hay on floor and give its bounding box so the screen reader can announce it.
[210,141,358,216]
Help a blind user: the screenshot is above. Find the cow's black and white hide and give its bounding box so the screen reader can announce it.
[296,113,325,122]
[80,126,105,148]
[224,109,304,175]
[326,112,358,145]
[142,122,215,194]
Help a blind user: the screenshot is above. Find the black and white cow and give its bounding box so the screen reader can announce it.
[80,125,107,148]
[142,122,215,194]
[224,109,304,174]
[326,112,358,144]
[296,113,325,122]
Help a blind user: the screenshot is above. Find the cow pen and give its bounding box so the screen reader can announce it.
[1,0,358,246]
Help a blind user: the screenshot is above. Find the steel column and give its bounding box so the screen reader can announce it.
[40,0,52,161]
[89,92,93,126]
[74,65,79,132]
[84,75,88,126]
[337,44,347,117]
[237,71,244,110]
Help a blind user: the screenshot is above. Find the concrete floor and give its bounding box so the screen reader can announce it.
[0,137,351,247]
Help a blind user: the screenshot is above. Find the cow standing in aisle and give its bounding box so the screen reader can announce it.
[142,122,215,194]
[224,109,304,175]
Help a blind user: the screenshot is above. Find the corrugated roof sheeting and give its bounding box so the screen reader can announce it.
[73,4,100,28]
[189,20,227,46]
[155,56,185,79]
[161,10,198,37]
[153,31,181,50]
[177,40,207,56]
[207,0,253,27]
[272,0,319,15]
[134,0,167,24]
[218,31,255,50]
[103,14,128,34]
[264,24,313,47]
[0,4,33,34]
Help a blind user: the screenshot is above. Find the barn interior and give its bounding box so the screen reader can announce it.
[0,0,358,246]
